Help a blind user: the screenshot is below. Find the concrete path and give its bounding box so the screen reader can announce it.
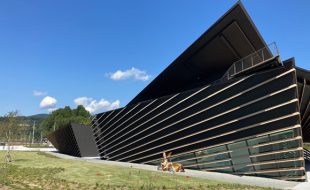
[46,151,310,190]
[0,145,56,152]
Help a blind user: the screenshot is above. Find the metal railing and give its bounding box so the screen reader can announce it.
[222,42,279,80]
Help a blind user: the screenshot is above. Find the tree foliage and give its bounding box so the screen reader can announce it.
[0,111,20,143]
[0,111,45,145]
[0,111,20,162]
[41,105,91,136]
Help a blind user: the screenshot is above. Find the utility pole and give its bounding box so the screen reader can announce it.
[28,132,31,145]
[25,130,28,145]
[32,121,36,144]
[53,122,56,131]
[40,131,42,145]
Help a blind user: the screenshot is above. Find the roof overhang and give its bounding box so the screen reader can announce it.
[129,2,269,105]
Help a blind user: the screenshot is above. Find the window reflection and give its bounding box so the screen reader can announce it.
[170,128,303,179]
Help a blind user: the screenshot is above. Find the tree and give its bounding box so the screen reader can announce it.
[40,105,91,136]
[74,105,90,118]
[2,111,19,163]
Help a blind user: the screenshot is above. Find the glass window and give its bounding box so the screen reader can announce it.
[172,153,195,162]
[280,170,304,177]
[207,145,227,154]
[278,151,301,160]
[215,153,230,160]
[250,148,259,155]
[250,144,274,154]
[228,141,247,150]
[278,161,303,169]
[228,141,252,166]
[234,166,254,172]
[254,163,277,171]
[232,156,252,165]
[195,150,205,157]
[269,130,294,141]
[252,150,302,163]
[250,140,301,155]
[251,154,276,163]
[277,141,299,150]
[293,128,301,136]
[196,156,215,163]
[256,172,281,178]
[199,161,231,169]
[180,159,198,166]
[196,153,229,164]
[231,148,250,157]
[247,135,270,146]
[215,168,234,173]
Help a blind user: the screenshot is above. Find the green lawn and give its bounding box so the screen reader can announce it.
[304,143,310,150]
[23,144,51,148]
[0,151,274,190]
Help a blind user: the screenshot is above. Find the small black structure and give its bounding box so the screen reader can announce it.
[92,2,309,181]
[47,123,98,157]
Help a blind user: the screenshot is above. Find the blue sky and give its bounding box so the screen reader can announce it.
[0,0,309,116]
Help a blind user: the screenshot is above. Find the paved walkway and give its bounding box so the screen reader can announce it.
[0,145,56,152]
[46,151,310,190]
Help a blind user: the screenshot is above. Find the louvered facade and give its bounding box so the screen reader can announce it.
[91,2,308,181]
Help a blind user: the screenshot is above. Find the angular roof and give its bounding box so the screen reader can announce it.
[128,1,269,105]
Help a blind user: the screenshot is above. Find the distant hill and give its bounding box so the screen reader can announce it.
[27,114,49,120]
[0,113,49,124]
[0,114,49,120]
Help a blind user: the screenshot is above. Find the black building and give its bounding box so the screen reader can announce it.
[92,2,308,181]
[47,123,98,157]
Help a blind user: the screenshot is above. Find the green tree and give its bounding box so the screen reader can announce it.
[41,105,91,136]
[1,111,20,162]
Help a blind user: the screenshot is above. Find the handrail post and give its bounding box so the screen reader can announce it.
[275,43,279,56]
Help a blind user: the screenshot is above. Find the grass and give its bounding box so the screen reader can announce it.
[304,143,310,150]
[23,144,51,148]
[0,151,275,190]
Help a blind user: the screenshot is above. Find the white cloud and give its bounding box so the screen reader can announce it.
[47,108,57,113]
[40,96,57,109]
[106,67,150,81]
[33,90,47,96]
[74,97,120,114]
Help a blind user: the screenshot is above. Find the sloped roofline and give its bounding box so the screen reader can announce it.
[128,1,269,105]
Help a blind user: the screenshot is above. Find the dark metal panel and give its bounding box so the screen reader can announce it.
[299,79,306,109]
[47,123,98,157]
[297,82,304,103]
[47,126,80,157]
[71,123,98,157]
[222,21,256,57]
